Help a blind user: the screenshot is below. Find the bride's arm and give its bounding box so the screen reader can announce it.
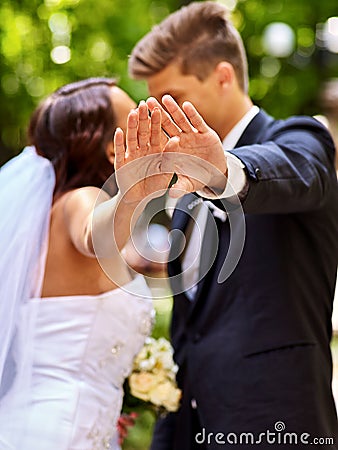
[62,187,137,258]
[63,103,172,259]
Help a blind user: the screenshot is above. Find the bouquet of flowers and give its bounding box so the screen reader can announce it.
[128,337,182,416]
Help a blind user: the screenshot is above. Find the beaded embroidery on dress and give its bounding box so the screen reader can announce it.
[0,275,154,450]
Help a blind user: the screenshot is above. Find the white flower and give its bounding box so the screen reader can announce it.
[128,337,182,413]
[139,357,156,371]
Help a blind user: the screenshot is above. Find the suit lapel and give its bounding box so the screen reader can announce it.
[235,109,273,148]
[189,110,273,310]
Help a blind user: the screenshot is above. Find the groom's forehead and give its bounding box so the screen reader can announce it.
[147,62,198,100]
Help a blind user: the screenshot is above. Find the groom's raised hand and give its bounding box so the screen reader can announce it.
[146,95,228,198]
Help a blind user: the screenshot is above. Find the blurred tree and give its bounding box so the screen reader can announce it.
[0,0,337,164]
[233,0,338,118]
[0,0,178,165]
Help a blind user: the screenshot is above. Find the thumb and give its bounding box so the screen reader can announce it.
[161,136,179,173]
[163,135,179,153]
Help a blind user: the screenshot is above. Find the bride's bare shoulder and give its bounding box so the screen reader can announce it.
[55,186,110,210]
[52,186,111,223]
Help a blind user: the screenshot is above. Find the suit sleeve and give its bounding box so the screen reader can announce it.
[227,117,337,214]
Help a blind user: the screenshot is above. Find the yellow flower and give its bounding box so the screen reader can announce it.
[128,337,182,414]
[129,372,157,401]
[149,381,182,412]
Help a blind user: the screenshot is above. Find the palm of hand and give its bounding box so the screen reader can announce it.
[114,103,173,204]
[119,154,172,203]
[163,120,227,195]
[178,126,222,162]
[147,95,228,196]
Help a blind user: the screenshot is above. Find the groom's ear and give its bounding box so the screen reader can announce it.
[214,61,235,89]
[106,141,115,165]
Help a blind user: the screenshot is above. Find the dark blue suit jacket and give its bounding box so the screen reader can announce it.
[151,111,338,449]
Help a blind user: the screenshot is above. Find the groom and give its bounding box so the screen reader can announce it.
[129,2,338,448]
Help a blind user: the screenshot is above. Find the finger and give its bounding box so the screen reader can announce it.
[126,110,139,157]
[146,97,181,137]
[182,101,209,133]
[162,95,194,134]
[160,129,169,149]
[150,107,162,152]
[146,96,161,111]
[113,127,125,171]
[138,101,150,152]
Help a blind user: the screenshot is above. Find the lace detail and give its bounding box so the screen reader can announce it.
[139,309,156,336]
[99,340,125,369]
[87,306,155,449]
[86,406,120,450]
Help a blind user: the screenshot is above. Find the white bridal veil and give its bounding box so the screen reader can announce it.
[0,147,55,447]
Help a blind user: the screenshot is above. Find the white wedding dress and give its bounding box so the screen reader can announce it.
[0,275,154,450]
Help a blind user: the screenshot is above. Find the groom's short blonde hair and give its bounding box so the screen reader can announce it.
[129,1,248,93]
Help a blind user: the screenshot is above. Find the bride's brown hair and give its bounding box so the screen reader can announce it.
[28,77,117,196]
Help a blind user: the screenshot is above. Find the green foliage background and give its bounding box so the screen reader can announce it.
[0,0,337,448]
[1,0,337,166]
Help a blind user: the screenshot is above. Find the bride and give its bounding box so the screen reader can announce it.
[0,78,172,449]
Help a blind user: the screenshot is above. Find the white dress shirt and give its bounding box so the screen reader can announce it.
[181,105,259,299]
